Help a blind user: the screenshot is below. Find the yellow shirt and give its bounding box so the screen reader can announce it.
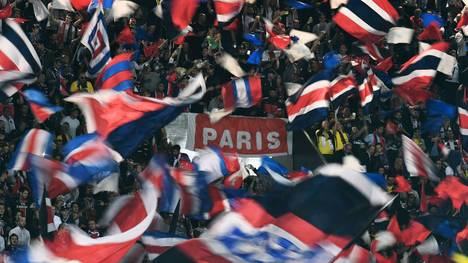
[70,81,94,93]
[316,129,334,155]
[334,131,349,151]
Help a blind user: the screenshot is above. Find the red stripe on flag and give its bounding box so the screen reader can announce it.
[176,239,232,263]
[333,12,384,43]
[286,86,329,116]
[113,193,148,233]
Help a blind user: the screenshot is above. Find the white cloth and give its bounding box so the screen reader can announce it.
[61,116,80,138]
[9,226,30,246]
[54,215,62,230]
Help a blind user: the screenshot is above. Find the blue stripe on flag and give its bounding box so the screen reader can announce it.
[243,77,253,106]
[346,0,395,32]
[88,52,111,76]
[100,61,133,82]
[112,80,133,91]
[210,147,229,176]
[232,79,239,105]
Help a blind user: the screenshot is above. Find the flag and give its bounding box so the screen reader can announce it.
[335,245,371,263]
[194,146,240,183]
[65,73,206,157]
[116,25,135,45]
[264,18,291,49]
[387,27,414,44]
[400,219,432,246]
[435,176,468,211]
[243,33,263,46]
[426,99,457,118]
[358,43,385,61]
[80,8,111,77]
[329,71,357,108]
[213,0,244,27]
[0,19,42,100]
[216,52,246,77]
[418,22,443,41]
[333,0,399,42]
[356,69,378,109]
[289,29,318,44]
[421,13,445,28]
[246,49,263,65]
[29,0,49,21]
[393,85,432,105]
[22,89,63,123]
[286,70,331,130]
[159,0,198,38]
[141,231,187,260]
[394,175,412,193]
[402,135,439,182]
[392,42,449,90]
[95,53,134,91]
[459,107,468,149]
[258,156,310,187]
[157,162,391,262]
[8,129,53,171]
[25,168,161,263]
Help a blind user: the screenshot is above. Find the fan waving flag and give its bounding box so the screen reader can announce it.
[0,19,42,100]
[80,7,111,77]
[22,89,63,123]
[392,42,449,90]
[95,53,134,91]
[157,162,391,262]
[402,135,439,182]
[333,0,399,42]
[65,73,206,157]
[8,129,53,171]
[286,70,331,130]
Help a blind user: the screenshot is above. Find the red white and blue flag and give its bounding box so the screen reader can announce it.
[459,107,468,150]
[65,73,206,157]
[95,53,134,91]
[22,89,63,123]
[285,70,331,130]
[333,0,399,42]
[141,231,187,260]
[356,69,379,109]
[213,0,244,27]
[329,71,357,108]
[8,129,53,171]
[402,135,439,182]
[194,147,240,183]
[80,7,111,77]
[156,162,391,262]
[392,42,449,90]
[0,19,42,100]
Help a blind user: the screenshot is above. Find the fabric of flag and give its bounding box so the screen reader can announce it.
[141,231,187,260]
[95,53,134,91]
[194,146,240,183]
[394,175,412,193]
[356,69,378,109]
[22,89,63,123]
[8,129,53,171]
[65,73,205,157]
[459,107,468,150]
[335,244,371,263]
[22,168,162,263]
[80,8,111,77]
[329,72,357,108]
[222,75,262,109]
[246,49,263,65]
[283,0,312,9]
[392,42,449,90]
[426,99,457,118]
[435,176,468,211]
[333,0,399,43]
[156,162,391,262]
[418,22,443,41]
[0,19,42,100]
[393,85,432,106]
[456,11,468,36]
[116,25,136,45]
[243,33,263,46]
[213,0,244,27]
[421,13,444,28]
[286,70,331,130]
[258,156,310,187]
[264,18,291,49]
[358,43,384,61]
[160,0,198,35]
[402,135,439,182]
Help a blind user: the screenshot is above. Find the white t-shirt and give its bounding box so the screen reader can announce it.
[61,116,80,138]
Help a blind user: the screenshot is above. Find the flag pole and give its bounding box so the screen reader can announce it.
[302,129,327,165]
[329,194,398,262]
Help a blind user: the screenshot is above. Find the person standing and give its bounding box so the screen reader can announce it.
[316,120,335,163]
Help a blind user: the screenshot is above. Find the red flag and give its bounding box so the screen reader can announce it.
[0,4,12,19]
[171,0,199,30]
[116,26,136,45]
[387,215,401,242]
[418,22,443,41]
[393,86,432,105]
[375,251,397,263]
[456,224,468,245]
[400,220,431,246]
[143,40,165,58]
[435,176,468,211]
[374,57,393,72]
[394,176,411,193]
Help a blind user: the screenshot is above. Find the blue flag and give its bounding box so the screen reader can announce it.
[426,99,456,118]
[247,49,263,65]
[421,13,445,28]
[283,0,312,9]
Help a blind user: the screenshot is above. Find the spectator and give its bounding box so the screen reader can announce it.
[0,108,15,135]
[70,73,94,94]
[61,109,80,138]
[8,216,30,247]
[87,219,100,239]
[315,120,334,162]
[169,145,190,168]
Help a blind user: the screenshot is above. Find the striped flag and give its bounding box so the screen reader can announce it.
[286,70,331,130]
[402,135,439,182]
[333,0,399,42]
[141,231,187,260]
[0,19,42,100]
[22,89,63,123]
[329,71,357,108]
[356,69,379,109]
[459,107,468,150]
[8,129,53,171]
[392,42,449,90]
[95,53,134,91]
[213,0,244,27]
[80,7,111,77]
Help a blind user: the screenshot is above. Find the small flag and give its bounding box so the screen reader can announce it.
[22,89,63,123]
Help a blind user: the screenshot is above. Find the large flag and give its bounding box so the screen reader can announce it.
[392,42,449,90]
[141,231,187,260]
[0,19,42,100]
[329,71,357,108]
[18,167,161,263]
[157,162,391,262]
[194,147,240,183]
[402,135,439,182]
[65,73,206,157]
[258,156,311,188]
[95,53,134,91]
[333,0,399,42]
[285,70,331,130]
[80,7,111,77]
[8,129,53,171]
[22,89,63,123]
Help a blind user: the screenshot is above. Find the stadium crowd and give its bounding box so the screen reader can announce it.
[0,0,466,261]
